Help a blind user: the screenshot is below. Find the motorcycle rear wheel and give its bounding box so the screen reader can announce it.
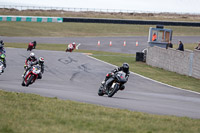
[98,85,104,96]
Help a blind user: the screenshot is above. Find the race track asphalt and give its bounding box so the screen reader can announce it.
[1,36,200,54]
[1,47,200,119]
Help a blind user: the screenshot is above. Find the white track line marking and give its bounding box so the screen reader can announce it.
[86,54,200,95]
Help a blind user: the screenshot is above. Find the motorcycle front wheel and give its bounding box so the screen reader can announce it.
[108,83,119,97]
[26,75,35,87]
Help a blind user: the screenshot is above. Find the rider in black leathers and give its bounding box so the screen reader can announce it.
[101,63,130,91]
[0,40,4,46]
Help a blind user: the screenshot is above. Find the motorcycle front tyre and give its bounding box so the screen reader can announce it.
[26,75,35,87]
[21,80,25,86]
[108,83,119,97]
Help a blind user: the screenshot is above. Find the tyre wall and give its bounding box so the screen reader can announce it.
[0,15,63,23]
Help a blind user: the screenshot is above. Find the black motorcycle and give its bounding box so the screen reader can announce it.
[98,71,128,97]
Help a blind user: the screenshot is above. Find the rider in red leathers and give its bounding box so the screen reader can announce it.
[27,42,34,51]
[66,42,81,52]
[22,52,37,77]
[27,41,37,51]
[30,57,44,79]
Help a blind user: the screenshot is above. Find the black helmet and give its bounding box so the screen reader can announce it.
[0,40,3,44]
[38,57,44,64]
[122,63,129,73]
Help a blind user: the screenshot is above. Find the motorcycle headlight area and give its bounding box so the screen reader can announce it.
[32,66,41,74]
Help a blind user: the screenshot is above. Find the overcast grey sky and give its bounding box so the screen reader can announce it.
[1,0,199,14]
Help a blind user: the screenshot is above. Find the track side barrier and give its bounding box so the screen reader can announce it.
[0,16,63,23]
[1,15,200,27]
[63,17,200,27]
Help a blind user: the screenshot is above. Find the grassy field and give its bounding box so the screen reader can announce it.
[1,21,200,37]
[1,90,200,133]
[5,43,200,93]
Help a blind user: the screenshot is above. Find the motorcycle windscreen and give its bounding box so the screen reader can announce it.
[32,65,41,74]
[116,71,127,83]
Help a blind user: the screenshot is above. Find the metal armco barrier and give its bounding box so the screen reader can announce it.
[63,17,200,27]
[0,16,63,23]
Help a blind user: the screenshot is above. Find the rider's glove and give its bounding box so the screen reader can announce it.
[112,69,117,73]
[24,65,28,69]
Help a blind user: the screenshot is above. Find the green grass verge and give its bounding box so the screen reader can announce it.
[5,43,200,93]
[1,21,200,37]
[6,43,67,51]
[0,90,200,133]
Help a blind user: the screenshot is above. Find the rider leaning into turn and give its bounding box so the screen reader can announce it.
[0,41,6,54]
[0,40,5,46]
[101,63,130,91]
[25,52,37,66]
[23,52,37,77]
[30,57,44,79]
[0,42,6,69]
[67,42,76,52]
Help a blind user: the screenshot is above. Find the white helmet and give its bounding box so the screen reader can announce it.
[72,42,76,45]
[30,52,35,58]
[38,57,44,64]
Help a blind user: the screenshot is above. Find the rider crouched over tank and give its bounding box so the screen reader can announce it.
[23,53,44,79]
[66,42,81,52]
[21,57,44,86]
[30,57,44,79]
[23,52,37,76]
[98,63,130,97]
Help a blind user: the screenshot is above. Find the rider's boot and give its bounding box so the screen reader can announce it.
[120,84,125,91]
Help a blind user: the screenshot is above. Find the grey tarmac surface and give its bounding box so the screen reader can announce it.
[0,48,200,119]
[1,36,200,54]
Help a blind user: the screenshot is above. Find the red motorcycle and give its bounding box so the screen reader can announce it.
[66,43,81,52]
[22,65,41,87]
[27,42,34,51]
